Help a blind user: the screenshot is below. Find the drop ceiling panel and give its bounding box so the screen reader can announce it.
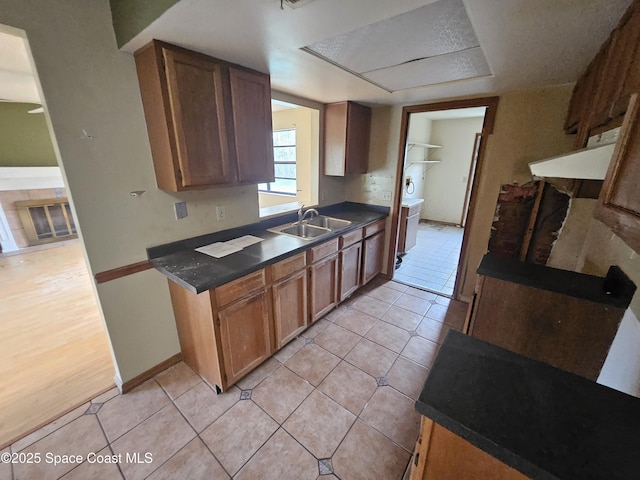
[364,46,491,91]
[303,0,490,91]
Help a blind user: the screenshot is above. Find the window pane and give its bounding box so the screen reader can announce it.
[273,129,296,146]
[274,146,296,163]
[271,179,297,194]
[275,163,296,179]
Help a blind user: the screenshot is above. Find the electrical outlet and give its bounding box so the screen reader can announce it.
[216,205,226,221]
[382,191,392,201]
[174,202,188,220]
[405,176,412,187]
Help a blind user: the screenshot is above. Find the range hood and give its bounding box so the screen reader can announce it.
[528,143,615,180]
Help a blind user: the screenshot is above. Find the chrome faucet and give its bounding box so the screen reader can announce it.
[298,204,319,223]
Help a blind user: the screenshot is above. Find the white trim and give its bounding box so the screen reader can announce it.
[0,205,19,252]
[0,166,64,191]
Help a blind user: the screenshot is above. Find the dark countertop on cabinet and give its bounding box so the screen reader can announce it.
[147,202,388,294]
[416,330,640,480]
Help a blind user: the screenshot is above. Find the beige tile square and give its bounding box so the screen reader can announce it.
[387,356,430,400]
[435,295,451,306]
[424,302,449,322]
[333,420,410,480]
[318,361,377,415]
[154,362,201,400]
[97,379,170,442]
[285,344,340,387]
[381,305,423,331]
[235,429,317,480]
[146,438,229,480]
[201,400,278,476]
[401,336,439,368]
[1,447,12,480]
[60,447,123,479]
[349,296,392,318]
[111,404,196,480]
[91,387,120,404]
[175,382,240,432]
[273,336,305,363]
[302,318,330,338]
[13,415,107,480]
[366,284,404,304]
[360,388,421,451]
[251,366,314,423]
[345,338,398,378]
[383,281,409,293]
[404,286,438,301]
[365,321,411,353]
[12,402,90,452]
[441,299,468,330]
[323,304,349,322]
[334,309,377,336]
[283,390,355,458]
[314,323,360,358]
[395,293,432,316]
[236,357,280,390]
[416,317,451,344]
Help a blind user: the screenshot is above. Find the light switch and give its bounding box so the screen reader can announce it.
[174,202,188,220]
[216,205,226,221]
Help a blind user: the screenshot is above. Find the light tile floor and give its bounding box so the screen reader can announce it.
[395,221,464,297]
[2,278,468,480]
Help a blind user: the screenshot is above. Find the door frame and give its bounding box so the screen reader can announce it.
[386,96,499,300]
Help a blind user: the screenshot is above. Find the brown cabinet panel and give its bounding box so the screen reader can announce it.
[215,269,267,307]
[339,228,363,249]
[309,253,339,322]
[339,241,362,301]
[594,93,640,254]
[307,237,339,263]
[270,252,306,281]
[325,101,371,176]
[610,4,640,120]
[362,230,385,285]
[218,289,272,386]
[272,270,308,349]
[229,67,275,184]
[398,206,419,254]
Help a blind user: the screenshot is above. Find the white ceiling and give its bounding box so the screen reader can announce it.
[415,106,487,120]
[121,0,633,106]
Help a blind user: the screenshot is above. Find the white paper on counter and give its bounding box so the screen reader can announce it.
[195,242,243,258]
[224,235,264,248]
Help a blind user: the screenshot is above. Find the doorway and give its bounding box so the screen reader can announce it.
[0,26,114,448]
[388,98,499,300]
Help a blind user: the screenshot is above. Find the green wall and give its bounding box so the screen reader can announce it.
[0,103,57,167]
[109,0,180,47]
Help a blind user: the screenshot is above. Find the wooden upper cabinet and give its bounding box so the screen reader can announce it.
[609,4,640,120]
[325,101,371,176]
[594,93,640,254]
[134,40,274,191]
[229,67,275,184]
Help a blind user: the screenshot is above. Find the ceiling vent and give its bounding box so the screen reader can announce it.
[278,0,314,9]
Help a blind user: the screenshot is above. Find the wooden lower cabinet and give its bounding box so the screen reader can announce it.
[217,289,272,387]
[362,230,385,285]
[410,418,529,480]
[398,204,420,253]
[272,269,308,349]
[309,253,339,322]
[339,241,362,301]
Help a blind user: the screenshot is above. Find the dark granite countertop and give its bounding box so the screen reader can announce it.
[416,330,640,480]
[476,254,636,309]
[147,202,388,294]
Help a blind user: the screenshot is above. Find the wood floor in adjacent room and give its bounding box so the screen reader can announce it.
[0,241,115,449]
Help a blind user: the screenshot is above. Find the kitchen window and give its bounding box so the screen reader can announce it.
[259,128,296,195]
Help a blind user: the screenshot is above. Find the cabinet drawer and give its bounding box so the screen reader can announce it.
[215,269,266,307]
[404,203,421,218]
[339,228,363,249]
[307,238,339,264]
[364,219,385,237]
[270,252,307,282]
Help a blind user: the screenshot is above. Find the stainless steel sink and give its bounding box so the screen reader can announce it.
[268,222,332,240]
[305,215,351,231]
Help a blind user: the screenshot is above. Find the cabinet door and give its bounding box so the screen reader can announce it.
[594,93,640,254]
[362,230,385,285]
[325,101,371,176]
[610,5,640,120]
[309,253,339,322]
[345,101,372,174]
[229,67,275,183]
[273,270,308,349]
[163,47,234,187]
[217,289,272,386]
[404,213,419,252]
[339,241,362,301]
